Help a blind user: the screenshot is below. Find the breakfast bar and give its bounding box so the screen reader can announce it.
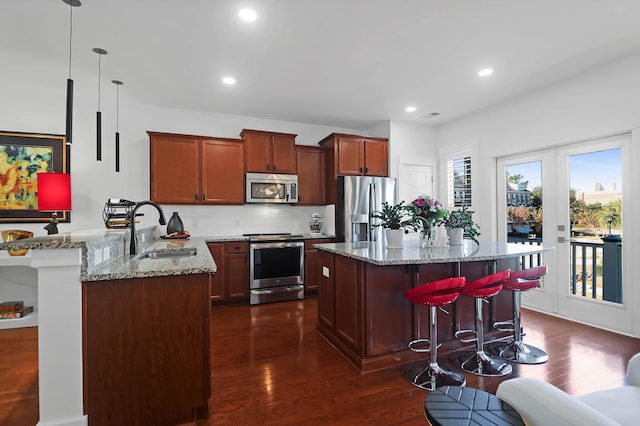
[313,240,552,374]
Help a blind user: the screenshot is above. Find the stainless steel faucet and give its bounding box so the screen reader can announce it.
[129,200,167,255]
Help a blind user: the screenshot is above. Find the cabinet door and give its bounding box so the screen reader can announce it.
[207,243,226,302]
[334,255,359,351]
[226,241,249,301]
[317,250,335,330]
[150,135,199,203]
[337,137,364,175]
[271,134,296,174]
[201,139,245,204]
[296,146,326,205]
[363,139,388,176]
[304,249,318,292]
[244,132,271,173]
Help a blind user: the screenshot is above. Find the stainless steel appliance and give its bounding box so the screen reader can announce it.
[246,233,304,305]
[246,173,299,204]
[336,175,397,243]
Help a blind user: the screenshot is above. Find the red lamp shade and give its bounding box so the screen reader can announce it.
[37,173,72,211]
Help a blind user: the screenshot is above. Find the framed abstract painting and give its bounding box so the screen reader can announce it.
[0,131,69,223]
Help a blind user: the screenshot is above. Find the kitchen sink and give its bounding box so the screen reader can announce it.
[136,248,197,260]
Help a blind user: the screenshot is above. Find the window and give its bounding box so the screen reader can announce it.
[447,156,471,207]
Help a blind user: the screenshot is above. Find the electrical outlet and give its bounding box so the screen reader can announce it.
[94,249,103,266]
[322,266,329,278]
[141,233,146,242]
[103,246,110,262]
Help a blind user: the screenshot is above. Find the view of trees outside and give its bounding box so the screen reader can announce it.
[506,148,622,302]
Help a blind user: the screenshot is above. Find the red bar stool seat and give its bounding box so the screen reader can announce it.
[487,265,549,364]
[450,270,513,377]
[402,277,467,391]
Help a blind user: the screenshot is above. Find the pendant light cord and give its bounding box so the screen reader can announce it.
[68,4,73,78]
[116,85,119,131]
[97,54,101,111]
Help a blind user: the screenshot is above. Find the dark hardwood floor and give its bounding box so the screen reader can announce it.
[1,296,639,425]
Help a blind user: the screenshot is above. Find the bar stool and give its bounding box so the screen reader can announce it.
[487,265,549,364]
[402,277,467,391]
[450,270,513,376]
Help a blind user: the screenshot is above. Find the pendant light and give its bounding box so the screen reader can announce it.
[93,47,108,161]
[112,80,123,172]
[62,0,81,145]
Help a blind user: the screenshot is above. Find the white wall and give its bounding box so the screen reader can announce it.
[435,49,640,337]
[0,47,383,237]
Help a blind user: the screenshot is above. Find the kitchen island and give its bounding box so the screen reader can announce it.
[0,229,216,426]
[313,240,552,374]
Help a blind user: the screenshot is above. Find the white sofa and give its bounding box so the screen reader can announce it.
[496,353,640,426]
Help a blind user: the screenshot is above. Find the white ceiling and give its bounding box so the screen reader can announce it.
[6,0,640,130]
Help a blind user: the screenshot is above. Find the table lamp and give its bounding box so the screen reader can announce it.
[37,172,72,235]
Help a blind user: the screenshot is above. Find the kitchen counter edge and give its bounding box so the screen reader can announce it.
[313,241,553,265]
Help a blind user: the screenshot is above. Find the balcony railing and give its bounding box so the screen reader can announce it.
[507,236,623,303]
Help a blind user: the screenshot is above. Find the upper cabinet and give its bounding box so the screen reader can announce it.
[241,129,297,174]
[319,133,389,204]
[296,146,326,205]
[149,131,245,205]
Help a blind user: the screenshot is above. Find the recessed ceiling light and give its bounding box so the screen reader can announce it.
[222,77,236,85]
[238,8,257,22]
[405,106,416,113]
[478,68,494,77]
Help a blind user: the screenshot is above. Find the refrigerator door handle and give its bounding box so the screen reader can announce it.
[369,182,376,242]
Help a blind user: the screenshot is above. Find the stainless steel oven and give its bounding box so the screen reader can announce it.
[247,234,304,305]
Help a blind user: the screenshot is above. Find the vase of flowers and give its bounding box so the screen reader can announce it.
[441,206,481,245]
[370,201,420,248]
[411,195,447,247]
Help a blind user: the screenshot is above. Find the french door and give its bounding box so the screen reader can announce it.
[497,133,632,333]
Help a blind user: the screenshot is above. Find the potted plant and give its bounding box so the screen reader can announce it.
[371,201,420,248]
[440,206,480,245]
[411,195,447,247]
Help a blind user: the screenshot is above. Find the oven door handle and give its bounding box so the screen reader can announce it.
[251,285,303,295]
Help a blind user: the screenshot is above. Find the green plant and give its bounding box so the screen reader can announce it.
[440,206,481,244]
[371,201,421,232]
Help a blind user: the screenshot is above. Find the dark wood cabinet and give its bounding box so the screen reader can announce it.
[241,129,296,174]
[296,146,326,205]
[304,238,336,293]
[317,249,335,330]
[149,133,200,204]
[319,133,389,204]
[149,131,245,205]
[207,241,249,305]
[208,242,226,301]
[82,273,211,425]
[334,255,360,351]
[226,241,249,300]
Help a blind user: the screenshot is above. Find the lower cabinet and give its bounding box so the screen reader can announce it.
[207,241,249,305]
[303,238,336,294]
[82,274,211,426]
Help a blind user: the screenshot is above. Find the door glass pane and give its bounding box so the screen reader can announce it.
[569,148,622,303]
[505,161,543,273]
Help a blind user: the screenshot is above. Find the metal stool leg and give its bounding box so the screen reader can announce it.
[487,291,548,364]
[402,306,466,390]
[456,298,512,376]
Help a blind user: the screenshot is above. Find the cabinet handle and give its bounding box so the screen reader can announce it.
[267,164,270,170]
[273,164,277,171]
[202,193,206,201]
[359,167,363,173]
[194,194,198,201]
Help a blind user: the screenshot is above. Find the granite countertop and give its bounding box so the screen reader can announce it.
[0,229,337,281]
[313,240,553,266]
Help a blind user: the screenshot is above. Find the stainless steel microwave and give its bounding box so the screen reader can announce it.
[245,173,299,204]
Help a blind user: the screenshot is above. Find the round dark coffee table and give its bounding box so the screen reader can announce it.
[424,386,524,425]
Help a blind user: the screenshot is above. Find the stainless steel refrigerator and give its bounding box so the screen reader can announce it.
[336,175,397,243]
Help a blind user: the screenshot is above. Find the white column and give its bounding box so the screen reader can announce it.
[31,248,87,426]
